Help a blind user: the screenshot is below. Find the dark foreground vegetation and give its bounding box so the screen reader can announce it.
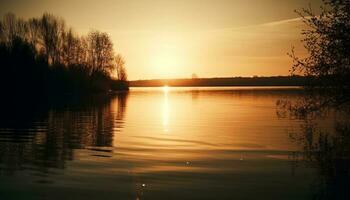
[0,13,128,100]
[278,1,350,199]
[288,0,350,111]
[130,76,306,87]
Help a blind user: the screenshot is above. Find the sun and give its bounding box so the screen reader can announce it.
[162,85,169,93]
[149,34,188,79]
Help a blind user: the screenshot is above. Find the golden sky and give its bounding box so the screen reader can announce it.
[0,0,323,80]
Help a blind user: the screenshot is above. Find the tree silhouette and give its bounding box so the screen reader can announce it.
[39,13,66,65]
[115,54,127,81]
[281,1,350,199]
[87,30,115,75]
[0,12,128,97]
[289,0,350,112]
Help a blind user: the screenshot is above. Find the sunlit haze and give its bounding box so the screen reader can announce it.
[0,0,323,80]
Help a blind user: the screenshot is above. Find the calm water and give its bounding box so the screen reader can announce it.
[0,87,328,199]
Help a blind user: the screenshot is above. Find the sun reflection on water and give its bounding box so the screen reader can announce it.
[162,86,170,132]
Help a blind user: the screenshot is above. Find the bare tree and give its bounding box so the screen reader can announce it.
[76,36,89,67]
[1,13,17,44]
[0,13,34,47]
[62,28,78,66]
[39,13,66,65]
[27,18,41,50]
[115,54,127,81]
[87,30,114,74]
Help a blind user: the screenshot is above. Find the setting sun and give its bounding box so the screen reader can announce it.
[162,85,170,93]
[149,36,188,78]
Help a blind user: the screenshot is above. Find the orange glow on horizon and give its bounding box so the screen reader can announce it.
[0,0,322,80]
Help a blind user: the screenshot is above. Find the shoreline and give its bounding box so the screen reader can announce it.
[129,76,307,87]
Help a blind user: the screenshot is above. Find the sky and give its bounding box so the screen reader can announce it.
[0,0,323,80]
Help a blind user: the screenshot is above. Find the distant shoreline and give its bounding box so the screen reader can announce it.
[129,76,306,87]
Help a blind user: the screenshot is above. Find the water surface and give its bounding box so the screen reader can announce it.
[0,87,322,199]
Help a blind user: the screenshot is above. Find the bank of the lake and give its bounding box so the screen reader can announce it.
[129,76,306,87]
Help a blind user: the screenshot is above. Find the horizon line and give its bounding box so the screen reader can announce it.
[128,75,303,81]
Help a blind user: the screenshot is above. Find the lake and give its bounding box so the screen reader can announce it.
[0,87,333,199]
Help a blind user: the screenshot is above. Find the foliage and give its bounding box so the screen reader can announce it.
[283,1,350,199]
[289,0,350,112]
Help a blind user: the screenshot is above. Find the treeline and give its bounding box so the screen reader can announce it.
[129,76,307,87]
[0,13,128,98]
